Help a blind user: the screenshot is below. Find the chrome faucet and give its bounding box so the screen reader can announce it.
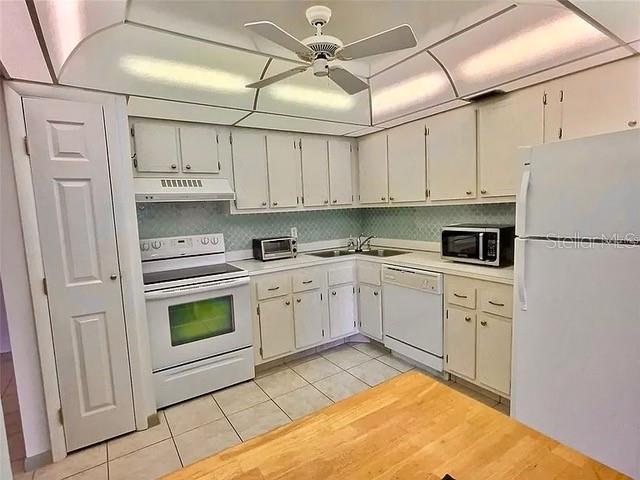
[355,234,375,252]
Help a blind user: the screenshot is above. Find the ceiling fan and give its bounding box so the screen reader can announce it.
[244,5,417,95]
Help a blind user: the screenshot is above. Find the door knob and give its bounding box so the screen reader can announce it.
[381,197,386,201]
[324,200,329,204]
[628,120,637,127]
[331,291,336,296]
[389,197,395,201]
[261,201,267,206]
[273,201,278,206]
[110,274,118,280]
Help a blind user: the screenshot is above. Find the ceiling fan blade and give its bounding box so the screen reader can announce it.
[335,24,417,60]
[327,67,369,95]
[246,66,309,89]
[245,21,314,59]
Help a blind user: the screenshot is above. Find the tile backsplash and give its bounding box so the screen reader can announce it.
[137,202,515,251]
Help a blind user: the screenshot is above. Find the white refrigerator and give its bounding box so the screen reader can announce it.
[512,128,640,478]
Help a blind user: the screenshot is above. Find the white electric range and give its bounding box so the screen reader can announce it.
[141,233,254,408]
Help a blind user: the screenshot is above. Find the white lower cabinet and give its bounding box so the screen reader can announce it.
[476,313,512,395]
[358,284,382,340]
[444,275,513,397]
[258,296,295,360]
[329,284,357,338]
[293,290,325,349]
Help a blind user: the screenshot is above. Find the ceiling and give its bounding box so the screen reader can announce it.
[1,0,638,135]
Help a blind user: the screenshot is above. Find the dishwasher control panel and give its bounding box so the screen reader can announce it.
[382,266,442,293]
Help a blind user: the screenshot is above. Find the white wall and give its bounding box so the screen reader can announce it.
[0,281,10,353]
[0,84,50,459]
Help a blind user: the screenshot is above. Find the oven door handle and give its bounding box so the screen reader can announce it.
[145,277,249,300]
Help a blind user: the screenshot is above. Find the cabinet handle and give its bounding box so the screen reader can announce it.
[465,316,471,322]
[331,291,337,296]
[296,298,302,303]
[481,189,487,194]
[466,191,472,195]
[285,300,291,306]
[629,120,637,127]
[273,201,278,206]
[453,293,467,299]
[170,164,177,169]
[480,320,488,326]
[185,164,191,170]
[302,280,313,285]
[332,199,337,203]
[267,286,280,291]
[373,291,379,296]
[261,201,267,206]
[488,300,505,307]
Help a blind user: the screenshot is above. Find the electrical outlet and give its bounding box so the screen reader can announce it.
[290,227,298,239]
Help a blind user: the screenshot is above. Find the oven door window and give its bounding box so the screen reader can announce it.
[443,232,479,259]
[169,295,235,346]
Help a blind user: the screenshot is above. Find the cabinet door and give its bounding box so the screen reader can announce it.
[387,121,427,203]
[329,284,356,338]
[359,284,382,340]
[445,308,476,380]
[267,134,299,208]
[358,133,388,204]
[179,125,220,173]
[232,130,268,210]
[560,57,640,141]
[293,290,325,348]
[328,139,353,205]
[478,87,544,198]
[301,137,329,207]
[133,122,180,173]
[259,296,295,359]
[477,313,511,395]
[427,106,476,201]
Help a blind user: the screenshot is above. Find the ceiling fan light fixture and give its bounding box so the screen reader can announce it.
[120,55,249,93]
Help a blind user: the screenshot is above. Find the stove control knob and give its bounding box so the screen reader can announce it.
[140,242,149,251]
[211,237,219,245]
[201,237,209,245]
[151,240,162,249]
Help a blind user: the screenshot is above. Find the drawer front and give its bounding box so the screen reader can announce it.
[479,283,513,318]
[256,275,291,300]
[328,264,355,286]
[357,261,381,286]
[446,276,477,309]
[292,269,324,293]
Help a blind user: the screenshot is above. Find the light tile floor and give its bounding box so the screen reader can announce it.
[19,341,510,480]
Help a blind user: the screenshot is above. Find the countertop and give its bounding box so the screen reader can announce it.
[231,250,513,285]
[163,371,625,480]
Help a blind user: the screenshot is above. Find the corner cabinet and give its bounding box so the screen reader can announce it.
[358,132,388,204]
[444,275,513,397]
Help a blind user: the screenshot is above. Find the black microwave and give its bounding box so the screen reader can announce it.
[441,224,515,267]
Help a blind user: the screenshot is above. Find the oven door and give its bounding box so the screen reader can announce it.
[144,277,251,371]
[441,230,482,262]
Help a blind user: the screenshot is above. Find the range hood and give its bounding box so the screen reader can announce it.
[134,177,235,202]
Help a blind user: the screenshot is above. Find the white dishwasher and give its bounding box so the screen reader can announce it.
[382,265,444,372]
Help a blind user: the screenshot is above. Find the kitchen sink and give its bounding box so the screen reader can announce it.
[360,249,407,257]
[308,249,355,258]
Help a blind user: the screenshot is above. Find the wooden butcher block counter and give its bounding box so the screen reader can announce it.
[164,371,627,480]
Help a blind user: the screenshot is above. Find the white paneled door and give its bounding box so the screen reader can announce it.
[23,98,135,451]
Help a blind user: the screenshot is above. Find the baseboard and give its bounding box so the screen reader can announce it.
[24,450,52,472]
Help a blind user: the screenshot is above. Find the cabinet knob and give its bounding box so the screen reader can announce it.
[389,197,395,201]
[285,300,291,306]
[373,291,379,296]
[110,274,118,280]
[465,316,471,322]
[381,197,386,201]
[170,164,177,169]
[481,189,487,194]
[331,291,337,296]
[185,164,191,170]
[480,320,488,326]
[324,200,329,204]
[466,191,472,195]
[296,298,302,303]
[273,201,278,206]
[261,201,267,206]
[629,120,638,127]
[332,199,337,203]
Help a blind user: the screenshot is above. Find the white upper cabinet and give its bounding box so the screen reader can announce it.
[426,106,477,201]
[387,120,427,203]
[358,132,388,204]
[133,122,180,173]
[266,134,300,208]
[232,129,269,210]
[556,57,640,141]
[301,137,329,207]
[178,125,220,174]
[477,86,544,198]
[328,139,353,206]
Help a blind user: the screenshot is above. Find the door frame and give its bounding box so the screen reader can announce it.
[3,81,155,461]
